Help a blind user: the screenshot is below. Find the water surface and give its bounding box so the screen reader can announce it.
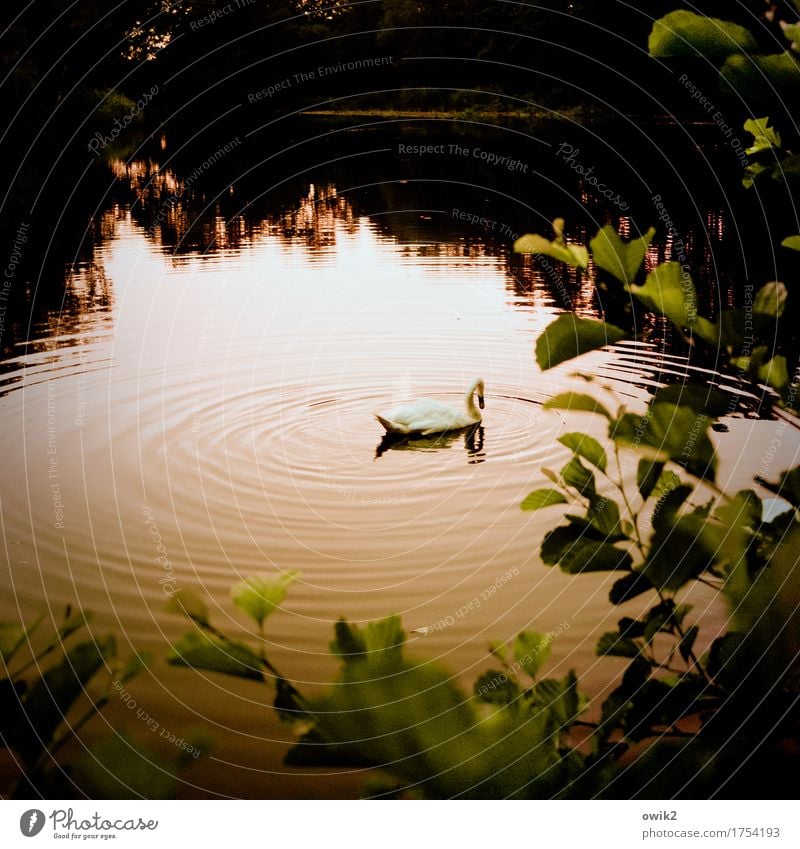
[2,130,796,797]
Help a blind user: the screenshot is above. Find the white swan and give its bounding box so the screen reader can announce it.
[375,378,485,436]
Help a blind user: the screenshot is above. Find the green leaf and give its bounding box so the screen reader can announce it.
[597,688,631,746]
[624,679,675,742]
[637,459,665,500]
[178,728,212,766]
[541,467,560,485]
[535,315,626,370]
[644,514,713,592]
[678,625,700,663]
[760,355,789,391]
[706,632,746,689]
[533,671,582,729]
[673,604,694,629]
[596,631,639,658]
[720,524,800,690]
[722,52,800,103]
[707,309,772,352]
[514,219,589,269]
[743,161,769,189]
[541,524,585,566]
[331,618,366,659]
[274,676,309,724]
[590,225,655,286]
[619,656,652,698]
[652,470,684,501]
[57,608,92,642]
[643,606,669,643]
[559,540,633,574]
[611,403,717,482]
[514,233,589,268]
[704,491,762,575]
[756,466,800,507]
[520,489,568,511]
[782,235,800,251]
[540,513,626,565]
[651,384,732,417]
[12,636,116,764]
[652,484,694,532]
[543,392,612,419]
[488,640,507,662]
[732,346,790,391]
[777,153,800,181]
[165,590,210,628]
[783,22,800,50]
[753,281,787,318]
[560,456,596,498]
[296,622,564,798]
[618,617,646,639]
[694,316,720,347]
[558,432,608,472]
[756,508,797,563]
[0,622,28,664]
[541,514,629,568]
[117,651,151,685]
[331,616,405,669]
[284,727,374,769]
[473,670,521,706]
[73,736,178,800]
[1,614,45,665]
[628,262,699,329]
[514,631,552,679]
[231,571,297,627]
[168,631,263,680]
[715,488,762,532]
[588,495,622,538]
[649,11,758,63]
[743,117,782,155]
[609,572,654,605]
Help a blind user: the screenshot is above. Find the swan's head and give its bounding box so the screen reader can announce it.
[470,378,485,409]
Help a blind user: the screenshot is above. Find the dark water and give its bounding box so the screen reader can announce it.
[2,119,797,797]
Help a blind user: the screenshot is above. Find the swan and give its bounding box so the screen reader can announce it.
[374,378,485,436]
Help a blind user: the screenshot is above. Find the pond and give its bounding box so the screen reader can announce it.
[2,120,796,798]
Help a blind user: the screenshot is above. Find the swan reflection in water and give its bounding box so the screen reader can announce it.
[375,422,486,464]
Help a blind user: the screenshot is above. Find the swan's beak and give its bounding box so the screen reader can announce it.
[478,394,485,410]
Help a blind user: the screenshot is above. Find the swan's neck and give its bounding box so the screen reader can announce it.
[464,381,482,417]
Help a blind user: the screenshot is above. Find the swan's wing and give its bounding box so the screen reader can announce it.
[385,399,453,421]
[384,400,465,433]
[375,414,410,434]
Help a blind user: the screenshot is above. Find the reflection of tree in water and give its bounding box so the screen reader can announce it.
[375,423,486,464]
[115,157,246,256]
[113,141,744,312]
[0,257,114,377]
[268,184,356,249]
[507,206,743,328]
[28,154,749,370]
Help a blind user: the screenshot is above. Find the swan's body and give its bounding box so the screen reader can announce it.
[375,378,485,436]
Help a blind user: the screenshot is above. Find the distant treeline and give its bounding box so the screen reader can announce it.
[2,2,794,146]
[0,1,794,290]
